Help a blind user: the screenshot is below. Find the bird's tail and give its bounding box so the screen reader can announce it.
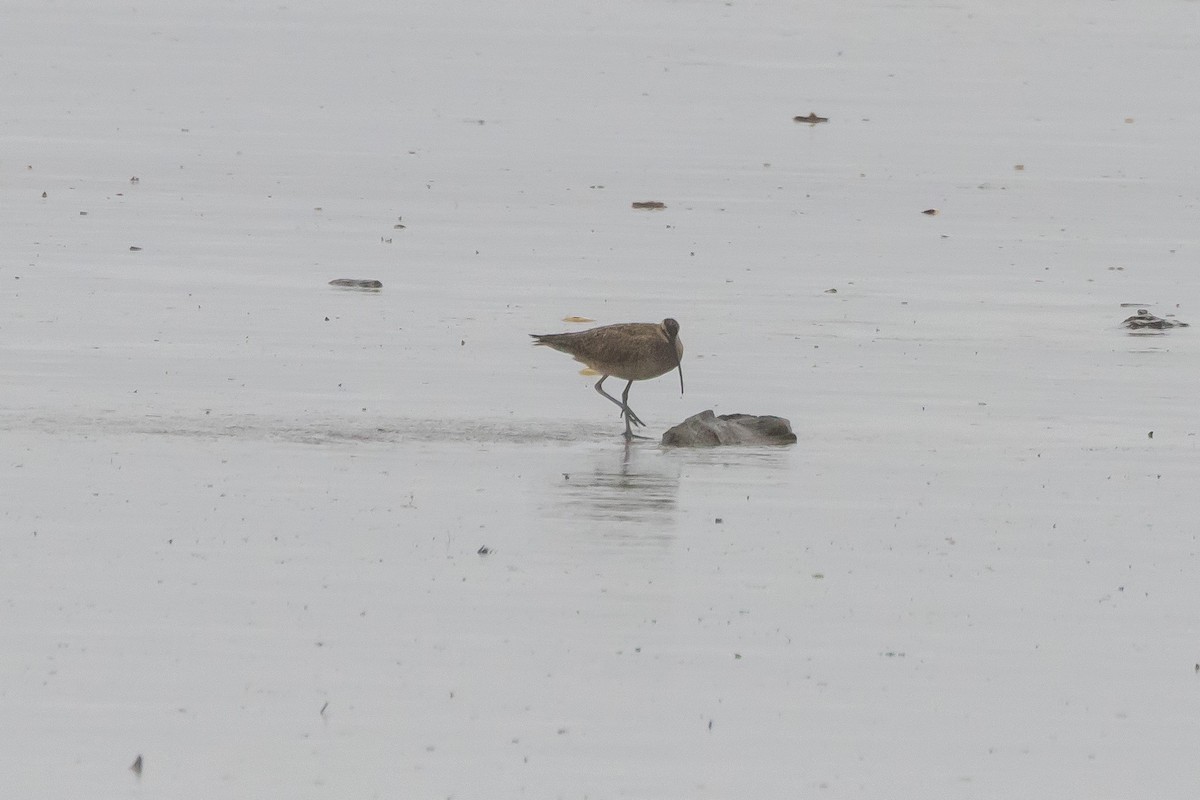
[529,333,575,352]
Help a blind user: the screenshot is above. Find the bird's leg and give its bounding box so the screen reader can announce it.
[619,379,646,428]
[595,377,646,437]
[594,376,644,426]
[621,404,651,440]
[592,376,648,438]
[593,376,626,412]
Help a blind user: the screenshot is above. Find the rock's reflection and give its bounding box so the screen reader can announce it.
[553,442,681,535]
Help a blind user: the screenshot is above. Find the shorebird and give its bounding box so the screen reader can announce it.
[530,318,684,440]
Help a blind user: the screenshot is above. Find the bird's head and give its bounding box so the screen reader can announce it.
[661,318,683,395]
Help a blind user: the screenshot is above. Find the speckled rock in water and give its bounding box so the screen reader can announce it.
[661,410,797,446]
[1122,308,1188,330]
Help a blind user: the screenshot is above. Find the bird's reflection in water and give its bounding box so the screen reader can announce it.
[552,441,681,545]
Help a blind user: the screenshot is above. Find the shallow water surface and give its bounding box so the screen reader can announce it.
[4,0,1200,797]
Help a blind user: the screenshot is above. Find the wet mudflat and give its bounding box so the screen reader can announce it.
[4,1,1200,798]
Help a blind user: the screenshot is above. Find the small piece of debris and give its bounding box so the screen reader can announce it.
[130,755,143,776]
[1124,117,1135,124]
[631,201,666,210]
[320,701,329,716]
[793,112,828,124]
[1014,164,1025,171]
[129,245,143,251]
[714,518,723,524]
[562,316,595,323]
[1148,431,1154,439]
[824,288,838,294]
[477,545,492,556]
[1122,309,1188,331]
[921,208,939,216]
[41,191,47,198]
[130,176,140,183]
[328,279,383,289]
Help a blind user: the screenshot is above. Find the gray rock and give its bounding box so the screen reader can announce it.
[661,410,797,446]
[329,278,383,289]
[1121,308,1188,330]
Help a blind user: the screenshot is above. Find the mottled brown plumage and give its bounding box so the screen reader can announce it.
[531,318,684,439]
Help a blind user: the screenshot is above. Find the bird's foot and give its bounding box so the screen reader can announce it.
[620,406,646,427]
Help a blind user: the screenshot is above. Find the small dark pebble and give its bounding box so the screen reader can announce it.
[793,112,828,124]
[477,545,492,555]
[329,279,383,289]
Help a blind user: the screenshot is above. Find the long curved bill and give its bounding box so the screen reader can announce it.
[674,351,684,395]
